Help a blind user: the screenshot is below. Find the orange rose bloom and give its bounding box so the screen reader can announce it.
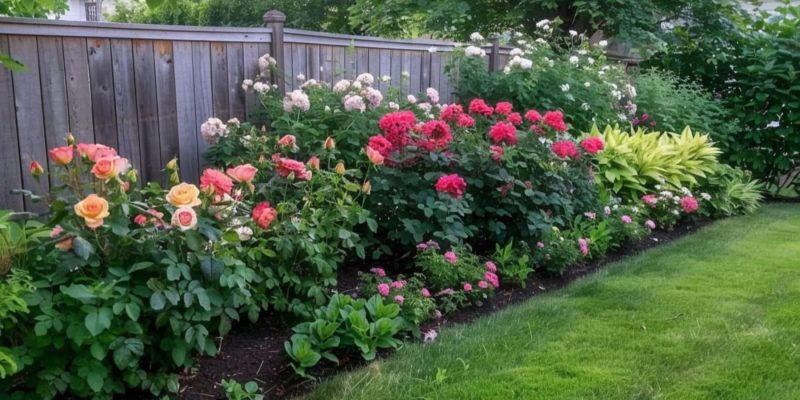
[166,183,202,207]
[91,156,129,180]
[48,146,74,166]
[226,164,258,183]
[74,194,110,229]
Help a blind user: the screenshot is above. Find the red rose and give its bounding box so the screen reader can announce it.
[543,111,567,132]
[434,174,467,199]
[580,136,605,155]
[488,121,518,145]
[552,140,579,159]
[252,202,277,229]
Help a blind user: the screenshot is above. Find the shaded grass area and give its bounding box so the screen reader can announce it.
[303,204,800,400]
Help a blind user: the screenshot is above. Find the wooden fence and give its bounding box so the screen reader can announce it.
[0,12,508,212]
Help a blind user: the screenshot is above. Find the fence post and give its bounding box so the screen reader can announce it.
[488,34,501,72]
[263,10,286,94]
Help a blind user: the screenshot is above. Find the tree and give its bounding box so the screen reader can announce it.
[347,0,751,49]
[111,0,360,33]
[0,0,69,71]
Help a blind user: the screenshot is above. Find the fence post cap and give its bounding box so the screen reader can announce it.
[263,10,286,24]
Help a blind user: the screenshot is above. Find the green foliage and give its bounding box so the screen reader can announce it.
[701,165,764,217]
[631,68,738,139]
[347,0,746,47]
[221,379,264,400]
[112,0,359,32]
[285,293,409,376]
[530,230,581,274]
[491,241,532,287]
[646,3,800,192]
[0,0,68,18]
[592,125,720,198]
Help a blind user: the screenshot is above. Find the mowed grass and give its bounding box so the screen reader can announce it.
[303,204,800,400]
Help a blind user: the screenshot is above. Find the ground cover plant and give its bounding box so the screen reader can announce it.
[303,204,800,400]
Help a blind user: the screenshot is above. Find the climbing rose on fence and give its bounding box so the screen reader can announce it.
[435,174,467,199]
[48,145,74,166]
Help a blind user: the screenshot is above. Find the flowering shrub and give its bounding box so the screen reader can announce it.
[414,245,493,298]
[639,187,705,229]
[358,271,436,327]
[0,138,279,398]
[450,24,637,131]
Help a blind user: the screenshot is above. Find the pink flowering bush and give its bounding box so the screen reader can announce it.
[358,271,436,327]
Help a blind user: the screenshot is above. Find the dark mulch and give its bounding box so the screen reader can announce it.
[179,218,710,400]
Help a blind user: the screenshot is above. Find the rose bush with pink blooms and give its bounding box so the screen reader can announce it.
[0,137,284,398]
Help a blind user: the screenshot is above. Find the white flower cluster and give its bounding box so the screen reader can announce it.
[283,90,310,112]
[469,32,485,42]
[343,94,366,112]
[426,87,440,104]
[464,45,486,58]
[258,54,277,76]
[333,79,351,93]
[200,117,228,144]
[535,19,553,33]
[361,86,383,107]
[356,73,375,86]
[507,55,533,70]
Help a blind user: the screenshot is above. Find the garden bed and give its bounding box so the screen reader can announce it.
[178,218,710,399]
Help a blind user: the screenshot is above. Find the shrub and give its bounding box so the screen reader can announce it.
[646,5,800,192]
[631,68,738,139]
[530,230,581,274]
[449,29,635,132]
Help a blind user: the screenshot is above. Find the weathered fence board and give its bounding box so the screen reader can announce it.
[63,37,95,144]
[0,15,511,211]
[0,35,23,211]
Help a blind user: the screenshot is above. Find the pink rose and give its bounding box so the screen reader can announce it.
[226,164,258,183]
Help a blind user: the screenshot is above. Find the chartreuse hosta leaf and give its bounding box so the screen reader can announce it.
[591,124,720,196]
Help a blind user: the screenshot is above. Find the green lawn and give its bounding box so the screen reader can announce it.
[303,204,800,400]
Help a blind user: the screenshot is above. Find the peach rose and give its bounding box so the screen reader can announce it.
[365,146,384,166]
[48,146,74,166]
[324,137,335,150]
[307,156,320,170]
[165,183,202,208]
[91,156,129,180]
[199,168,234,196]
[74,194,110,229]
[278,134,297,147]
[77,144,117,162]
[226,164,258,183]
[171,206,198,231]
